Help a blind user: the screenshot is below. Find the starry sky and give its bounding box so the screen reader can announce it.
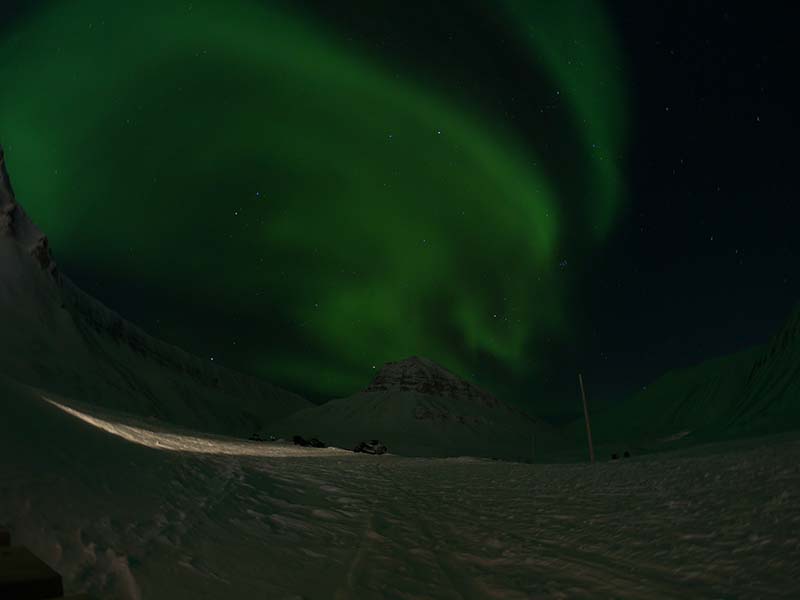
[0,1,797,422]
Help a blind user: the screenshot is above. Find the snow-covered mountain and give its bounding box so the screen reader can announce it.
[724,304,800,435]
[365,355,502,407]
[0,146,310,436]
[266,355,563,461]
[561,301,800,452]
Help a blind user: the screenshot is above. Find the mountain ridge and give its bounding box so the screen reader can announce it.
[366,355,501,407]
[0,146,59,276]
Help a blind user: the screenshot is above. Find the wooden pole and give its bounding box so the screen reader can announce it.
[578,373,595,464]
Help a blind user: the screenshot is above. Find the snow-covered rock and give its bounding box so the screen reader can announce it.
[365,355,500,408]
[0,146,58,276]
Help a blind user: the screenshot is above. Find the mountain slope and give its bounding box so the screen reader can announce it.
[562,347,763,450]
[266,356,563,460]
[0,146,310,435]
[725,305,800,434]
[562,304,800,451]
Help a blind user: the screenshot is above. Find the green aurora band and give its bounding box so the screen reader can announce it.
[0,0,627,403]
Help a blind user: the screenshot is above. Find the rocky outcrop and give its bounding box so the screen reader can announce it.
[366,356,501,409]
[0,146,58,277]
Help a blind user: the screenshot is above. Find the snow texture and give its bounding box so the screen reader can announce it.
[2,378,799,599]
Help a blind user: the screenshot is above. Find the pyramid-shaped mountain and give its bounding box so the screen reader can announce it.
[0,146,310,435]
[266,356,562,460]
[365,355,501,408]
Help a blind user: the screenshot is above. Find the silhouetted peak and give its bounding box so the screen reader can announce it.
[366,355,500,408]
[0,146,58,277]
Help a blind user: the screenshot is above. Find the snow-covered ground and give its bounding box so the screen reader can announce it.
[2,378,799,599]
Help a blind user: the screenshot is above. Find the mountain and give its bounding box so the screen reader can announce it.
[561,347,763,451]
[265,355,563,460]
[365,355,503,407]
[563,304,800,452]
[724,304,800,434]
[0,146,311,436]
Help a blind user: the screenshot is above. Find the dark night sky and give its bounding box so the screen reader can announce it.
[1,1,797,422]
[575,3,800,420]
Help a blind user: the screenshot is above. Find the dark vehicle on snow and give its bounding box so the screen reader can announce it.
[293,435,327,448]
[353,440,387,455]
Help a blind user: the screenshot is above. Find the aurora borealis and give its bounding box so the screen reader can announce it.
[0,0,625,404]
[2,1,797,419]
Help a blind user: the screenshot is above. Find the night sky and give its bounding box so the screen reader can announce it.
[1,1,797,422]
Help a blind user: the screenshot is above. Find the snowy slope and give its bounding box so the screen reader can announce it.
[561,347,763,450]
[725,305,800,435]
[2,374,799,599]
[0,146,310,435]
[562,301,800,453]
[265,357,565,461]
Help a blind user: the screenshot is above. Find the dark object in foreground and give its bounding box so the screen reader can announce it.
[0,530,8,547]
[0,545,64,599]
[292,435,326,448]
[624,451,631,458]
[354,440,388,455]
[611,453,619,460]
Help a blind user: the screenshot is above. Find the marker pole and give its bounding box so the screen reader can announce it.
[579,373,595,464]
